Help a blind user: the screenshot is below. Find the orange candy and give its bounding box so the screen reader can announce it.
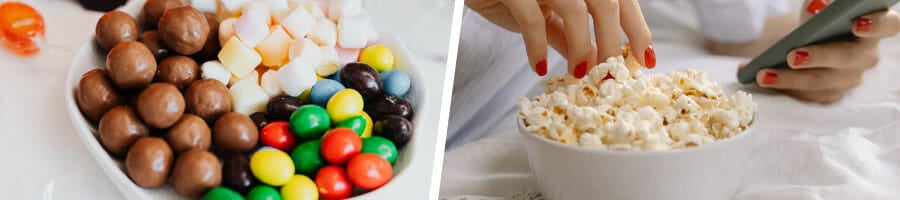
[0,2,45,56]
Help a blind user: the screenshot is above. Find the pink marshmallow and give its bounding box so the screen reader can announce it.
[335,46,360,65]
[233,8,270,47]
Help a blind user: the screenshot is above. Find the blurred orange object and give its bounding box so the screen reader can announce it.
[0,1,45,56]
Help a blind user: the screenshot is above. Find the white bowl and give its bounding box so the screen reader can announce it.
[517,117,758,200]
[64,1,435,199]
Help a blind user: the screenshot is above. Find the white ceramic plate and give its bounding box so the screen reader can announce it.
[64,1,438,199]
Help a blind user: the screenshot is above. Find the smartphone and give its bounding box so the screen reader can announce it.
[737,0,900,84]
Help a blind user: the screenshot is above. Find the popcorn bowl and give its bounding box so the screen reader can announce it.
[517,116,758,200]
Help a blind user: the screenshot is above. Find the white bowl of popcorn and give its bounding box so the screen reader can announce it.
[517,56,758,200]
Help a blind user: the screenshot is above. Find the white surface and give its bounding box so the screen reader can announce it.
[0,0,451,199]
[442,2,900,199]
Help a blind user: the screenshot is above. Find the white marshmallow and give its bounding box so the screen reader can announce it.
[337,15,366,48]
[303,2,326,19]
[233,6,270,47]
[243,2,272,25]
[190,0,218,13]
[220,0,251,14]
[228,70,259,87]
[289,38,322,67]
[328,0,361,21]
[219,18,238,47]
[335,47,359,65]
[280,6,317,39]
[229,79,270,115]
[201,61,232,86]
[309,18,336,47]
[260,69,284,97]
[364,17,380,46]
[316,46,340,77]
[261,0,290,18]
[278,59,318,96]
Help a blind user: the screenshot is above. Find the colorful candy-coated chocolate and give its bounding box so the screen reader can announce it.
[260,121,299,151]
[0,2,44,56]
[289,105,331,139]
[267,95,302,121]
[336,115,366,136]
[315,166,352,200]
[326,89,364,123]
[364,93,413,120]
[361,136,398,164]
[280,175,318,200]
[359,45,394,72]
[346,153,392,190]
[278,58,317,96]
[203,187,245,200]
[250,149,295,186]
[281,5,316,39]
[320,128,362,164]
[219,36,262,77]
[247,185,282,200]
[339,62,382,97]
[380,70,411,97]
[309,79,345,107]
[361,112,373,138]
[298,87,312,103]
[328,67,342,81]
[222,154,254,193]
[291,140,324,177]
[229,79,269,115]
[337,15,366,48]
[256,25,292,67]
[374,114,413,148]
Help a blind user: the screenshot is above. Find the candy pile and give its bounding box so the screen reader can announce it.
[75,0,416,199]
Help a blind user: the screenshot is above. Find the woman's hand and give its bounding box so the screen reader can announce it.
[751,0,900,103]
[466,0,654,78]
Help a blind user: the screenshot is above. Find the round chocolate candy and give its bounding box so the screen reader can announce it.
[185,79,232,123]
[141,0,184,28]
[289,105,330,139]
[95,11,138,51]
[158,6,209,55]
[309,79,344,107]
[125,137,173,187]
[191,14,221,63]
[106,41,157,90]
[157,55,199,90]
[249,112,269,130]
[364,94,413,121]
[247,185,280,200]
[203,187,243,200]
[374,115,413,148]
[213,112,259,153]
[137,83,185,129]
[380,70,411,97]
[166,114,211,154]
[77,69,123,122]
[98,106,149,156]
[172,149,222,198]
[339,62,382,97]
[266,95,302,121]
[336,115,366,136]
[361,136,398,164]
[222,154,254,193]
[290,140,323,177]
[139,31,171,60]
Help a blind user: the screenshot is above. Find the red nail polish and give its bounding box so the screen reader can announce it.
[793,50,809,66]
[856,18,872,33]
[536,60,547,76]
[644,46,656,69]
[574,61,587,79]
[762,72,778,85]
[806,0,827,15]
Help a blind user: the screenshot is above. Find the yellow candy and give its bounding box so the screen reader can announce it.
[250,149,294,186]
[280,175,317,200]
[361,111,373,138]
[327,89,364,123]
[298,87,312,102]
[359,45,394,72]
[256,25,292,68]
[219,36,263,77]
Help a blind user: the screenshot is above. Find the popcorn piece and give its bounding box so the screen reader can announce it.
[260,69,284,96]
[337,15,367,48]
[289,38,322,67]
[229,79,270,115]
[220,0,251,15]
[309,18,337,47]
[190,0,218,13]
[201,61,231,86]
[281,6,317,39]
[335,47,359,65]
[328,0,361,21]
[218,36,262,77]
[278,59,318,96]
[255,25,292,68]
[233,5,270,47]
[261,0,290,18]
[316,46,340,76]
[219,18,238,47]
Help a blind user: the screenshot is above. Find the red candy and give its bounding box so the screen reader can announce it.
[315,165,352,200]
[0,2,44,56]
[346,153,392,190]
[260,121,298,151]
[320,128,361,164]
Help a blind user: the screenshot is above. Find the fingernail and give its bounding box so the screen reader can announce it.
[806,0,827,15]
[574,61,587,79]
[762,71,778,85]
[855,17,872,33]
[644,46,656,69]
[793,50,809,66]
[536,60,547,76]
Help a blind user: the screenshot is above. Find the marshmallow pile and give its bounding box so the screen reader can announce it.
[191,0,377,115]
[518,56,757,151]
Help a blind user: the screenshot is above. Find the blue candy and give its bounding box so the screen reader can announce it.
[380,70,411,97]
[309,79,346,107]
[329,67,343,81]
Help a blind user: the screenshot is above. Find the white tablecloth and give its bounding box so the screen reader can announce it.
[441,3,900,199]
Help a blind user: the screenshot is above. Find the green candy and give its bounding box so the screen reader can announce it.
[203,187,244,200]
[336,115,367,136]
[247,185,282,200]
[361,136,398,164]
[291,140,324,177]
[289,105,331,139]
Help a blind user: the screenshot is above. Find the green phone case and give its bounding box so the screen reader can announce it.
[737,0,899,84]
